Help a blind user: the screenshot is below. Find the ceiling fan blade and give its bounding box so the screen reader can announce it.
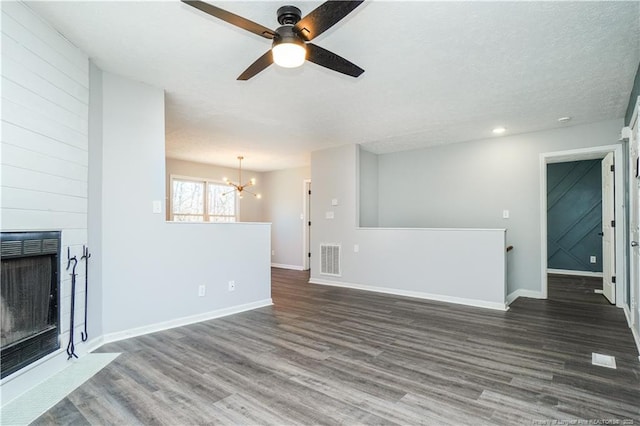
[306,43,364,78]
[294,1,364,41]
[182,1,276,39]
[237,50,274,81]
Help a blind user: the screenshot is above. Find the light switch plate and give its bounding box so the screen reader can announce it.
[153,200,162,214]
[326,211,335,219]
[502,210,510,219]
[331,198,339,206]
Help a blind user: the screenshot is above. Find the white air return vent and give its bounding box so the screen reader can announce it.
[320,244,341,276]
[592,352,616,369]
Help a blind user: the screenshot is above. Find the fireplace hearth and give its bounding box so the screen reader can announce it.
[1,231,60,379]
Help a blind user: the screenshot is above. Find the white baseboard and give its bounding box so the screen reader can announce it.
[547,269,603,278]
[271,263,304,271]
[84,336,105,354]
[622,305,640,359]
[309,278,507,311]
[506,289,544,305]
[102,298,273,345]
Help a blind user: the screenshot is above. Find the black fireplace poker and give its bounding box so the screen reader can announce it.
[66,247,79,360]
[80,245,91,342]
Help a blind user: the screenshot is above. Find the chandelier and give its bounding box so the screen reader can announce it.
[223,156,261,199]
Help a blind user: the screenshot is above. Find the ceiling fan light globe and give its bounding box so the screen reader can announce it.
[272,42,306,68]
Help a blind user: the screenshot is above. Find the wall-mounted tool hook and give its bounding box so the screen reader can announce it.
[80,245,91,342]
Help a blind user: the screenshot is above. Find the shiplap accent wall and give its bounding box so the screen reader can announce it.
[1,1,89,395]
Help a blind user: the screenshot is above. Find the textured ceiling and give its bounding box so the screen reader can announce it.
[27,1,640,171]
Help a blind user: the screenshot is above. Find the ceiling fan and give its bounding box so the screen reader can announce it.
[182,0,365,80]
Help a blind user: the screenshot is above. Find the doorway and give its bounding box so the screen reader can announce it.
[540,145,626,305]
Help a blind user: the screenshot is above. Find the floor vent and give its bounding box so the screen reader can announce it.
[591,352,616,369]
[320,244,341,276]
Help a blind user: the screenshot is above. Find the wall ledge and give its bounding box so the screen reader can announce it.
[356,227,507,232]
[164,221,271,226]
[309,278,507,311]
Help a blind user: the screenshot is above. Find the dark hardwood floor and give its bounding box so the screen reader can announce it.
[34,268,640,425]
[548,273,611,306]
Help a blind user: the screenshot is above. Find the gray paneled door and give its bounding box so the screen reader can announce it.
[547,160,603,272]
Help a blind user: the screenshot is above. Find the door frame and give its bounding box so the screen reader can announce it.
[627,99,639,337]
[540,144,626,305]
[302,179,311,270]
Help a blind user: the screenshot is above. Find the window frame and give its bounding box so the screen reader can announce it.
[170,174,239,222]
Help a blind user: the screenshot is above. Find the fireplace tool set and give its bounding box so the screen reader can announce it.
[65,245,91,360]
[66,248,78,359]
[80,245,91,342]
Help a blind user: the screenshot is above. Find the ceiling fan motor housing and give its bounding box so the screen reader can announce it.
[277,5,302,25]
[273,25,305,49]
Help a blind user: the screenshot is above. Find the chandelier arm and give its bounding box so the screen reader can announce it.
[221,188,237,197]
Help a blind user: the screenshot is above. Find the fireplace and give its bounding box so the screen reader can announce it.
[1,231,60,379]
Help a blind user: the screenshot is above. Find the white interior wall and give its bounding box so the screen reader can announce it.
[165,158,263,223]
[370,119,624,295]
[87,62,103,341]
[358,147,378,227]
[311,144,507,309]
[0,1,90,402]
[98,71,272,336]
[261,166,311,269]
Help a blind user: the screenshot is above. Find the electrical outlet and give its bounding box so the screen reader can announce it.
[590,256,597,264]
[198,285,206,297]
[271,250,275,256]
[354,244,359,253]
[228,280,235,292]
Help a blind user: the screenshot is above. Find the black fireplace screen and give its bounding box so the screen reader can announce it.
[1,257,55,346]
[1,231,60,378]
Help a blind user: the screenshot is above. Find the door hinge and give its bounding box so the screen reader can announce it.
[308,252,311,258]
[308,221,311,226]
[610,164,615,172]
[308,190,311,195]
[611,220,615,228]
[612,275,616,283]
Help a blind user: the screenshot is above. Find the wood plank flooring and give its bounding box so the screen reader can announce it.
[547,273,611,306]
[34,268,640,425]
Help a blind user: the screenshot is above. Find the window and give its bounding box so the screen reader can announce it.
[171,177,237,222]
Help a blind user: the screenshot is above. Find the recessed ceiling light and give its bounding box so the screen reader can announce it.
[492,127,507,135]
[558,116,572,123]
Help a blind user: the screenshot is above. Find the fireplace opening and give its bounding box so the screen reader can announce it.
[1,231,60,379]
